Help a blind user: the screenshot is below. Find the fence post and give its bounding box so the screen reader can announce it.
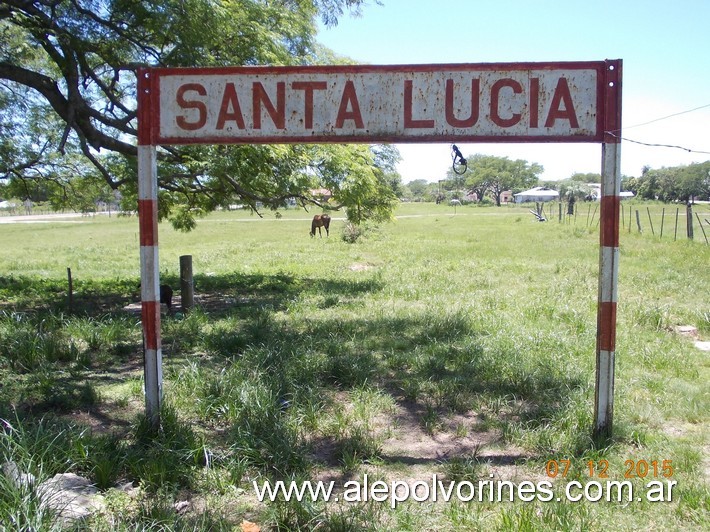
[67,267,74,313]
[628,205,632,233]
[180,255,194,312]
[696,213,709,245]
[674,208,679,241]
[686,203,694,240]
[646,207,655,236]
[635,210,642,233]
[660,208,665,239]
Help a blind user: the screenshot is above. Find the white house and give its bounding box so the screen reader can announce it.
[514,187,559,204]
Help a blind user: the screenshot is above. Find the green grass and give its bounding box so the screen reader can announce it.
[0,201,708,530]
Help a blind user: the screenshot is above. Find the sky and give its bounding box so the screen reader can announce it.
[316,0,710,183]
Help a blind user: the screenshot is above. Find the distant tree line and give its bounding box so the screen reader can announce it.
[622,162,710,202]
[400,155,710,204]
[400,153,543,205]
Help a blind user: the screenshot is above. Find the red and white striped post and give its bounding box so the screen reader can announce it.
[137,69,163,428]
[594,60,622,439]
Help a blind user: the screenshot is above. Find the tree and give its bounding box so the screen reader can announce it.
[623,161,710,202]
[309,143,398,225]
[453,154,487,202]
[405,179,429,200]
[637,170,660,200]
[569,172,601,183]
[0,0,396,228]
[621,175,641,196]
[677,161,710,201]
[555,178,593,202]
[459,154,542,206]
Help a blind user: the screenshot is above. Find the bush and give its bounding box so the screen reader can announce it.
[341,222,363,243]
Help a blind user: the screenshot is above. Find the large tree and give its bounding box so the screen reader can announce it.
[632,162,710,202]
[455,153,542,206]
[0,0,396,227]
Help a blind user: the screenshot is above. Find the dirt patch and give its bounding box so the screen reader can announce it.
[62,399,142,437]
[349,262,375,272]
[381,402,490,462]
[312,397,531,488]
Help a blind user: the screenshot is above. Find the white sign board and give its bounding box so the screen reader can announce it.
[142,62,608,144]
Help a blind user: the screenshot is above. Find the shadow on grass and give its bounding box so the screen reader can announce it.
[2,271,593,481]
[0,271,384,313]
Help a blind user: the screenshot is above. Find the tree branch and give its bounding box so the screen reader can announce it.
[0,62,138,157]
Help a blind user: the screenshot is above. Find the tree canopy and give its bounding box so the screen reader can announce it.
[450,153,542,206]
[0,0,397,228]
[623,161,710,202]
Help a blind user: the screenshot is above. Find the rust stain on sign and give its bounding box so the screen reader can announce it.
[143,62,615,145]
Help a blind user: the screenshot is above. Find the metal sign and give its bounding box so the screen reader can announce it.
[140,62,610,145]
[137,60,622,440]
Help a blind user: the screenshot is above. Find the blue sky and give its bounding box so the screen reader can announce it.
[317,0,710,182]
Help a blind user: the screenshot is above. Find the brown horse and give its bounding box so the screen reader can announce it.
[310,214,331,237]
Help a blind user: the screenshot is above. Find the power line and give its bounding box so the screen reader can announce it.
[602,103,710,155]
[605,132,710,155]
[622,103,710,130]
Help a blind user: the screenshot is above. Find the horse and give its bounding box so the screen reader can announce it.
[310,214,331,237]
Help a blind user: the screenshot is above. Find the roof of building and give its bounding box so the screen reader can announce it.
[514,187,560,197]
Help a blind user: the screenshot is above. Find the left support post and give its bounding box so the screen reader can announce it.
[137,69,162,429]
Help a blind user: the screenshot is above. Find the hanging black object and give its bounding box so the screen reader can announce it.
[451,144,467,175]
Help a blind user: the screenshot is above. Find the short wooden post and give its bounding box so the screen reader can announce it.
[686,203,694,240]
[67,267,74,312]
[660,208,665,239]
[180,255,194,312]
[674,208,679,241]
[635,210,642,233]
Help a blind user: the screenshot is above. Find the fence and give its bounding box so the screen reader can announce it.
[547,201,710,245]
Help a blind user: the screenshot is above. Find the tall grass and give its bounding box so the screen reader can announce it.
[0,202,708,529]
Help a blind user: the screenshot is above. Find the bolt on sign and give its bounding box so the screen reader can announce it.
[137,60,622,439]
[140,62,612,144]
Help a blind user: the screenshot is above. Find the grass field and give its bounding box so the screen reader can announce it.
[0,201,708,530]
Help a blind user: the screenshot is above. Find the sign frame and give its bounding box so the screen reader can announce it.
[137,60,622,439]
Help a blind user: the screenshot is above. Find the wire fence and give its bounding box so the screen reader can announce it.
[536,200,710,245]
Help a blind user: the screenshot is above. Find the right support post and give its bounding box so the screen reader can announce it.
[594,59,622,441]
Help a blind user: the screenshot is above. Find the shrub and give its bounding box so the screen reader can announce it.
[341,222,363,243]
